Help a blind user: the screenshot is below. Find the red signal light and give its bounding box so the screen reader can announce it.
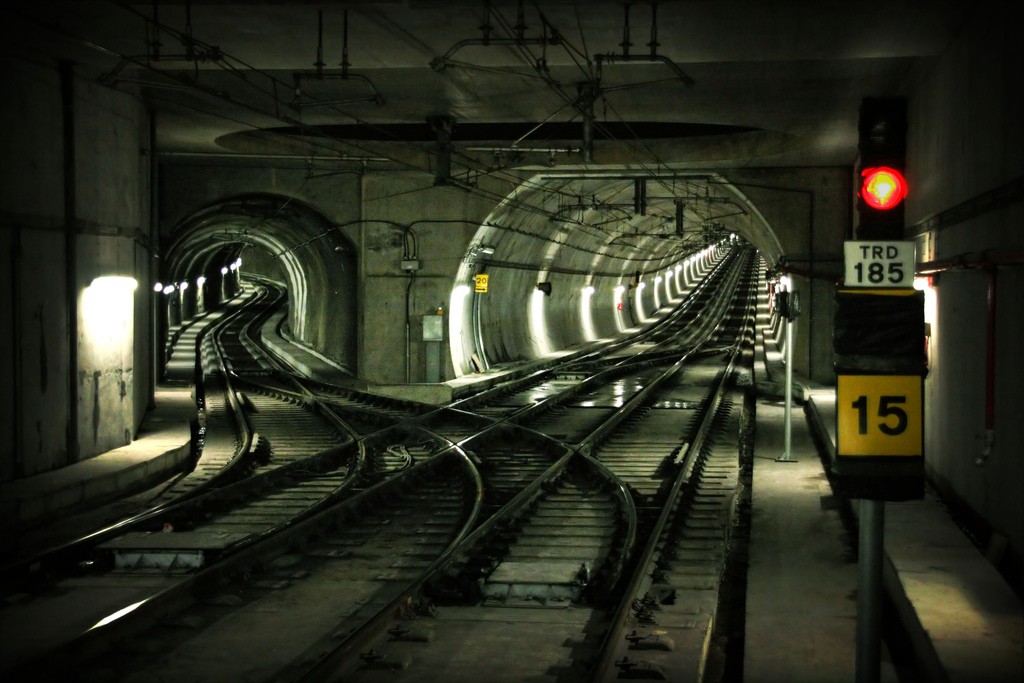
[860,166,908,210]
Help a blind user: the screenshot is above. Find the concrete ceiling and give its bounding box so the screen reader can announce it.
[6,1,972,257]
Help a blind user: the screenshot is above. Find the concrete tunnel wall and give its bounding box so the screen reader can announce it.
[903,11,1024,559]
[158,161,838,386]
[2,5,1018,570]
[1,56,154,479]
[159,170,360,376]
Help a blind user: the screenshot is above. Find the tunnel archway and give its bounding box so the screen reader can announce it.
[162,193,358,374]
[448,172,785,377]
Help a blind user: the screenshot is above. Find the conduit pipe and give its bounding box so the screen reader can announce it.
[916,249,1024,466]
[61,60,79,465]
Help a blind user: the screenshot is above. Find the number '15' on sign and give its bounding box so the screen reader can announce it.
[837,375,922,457]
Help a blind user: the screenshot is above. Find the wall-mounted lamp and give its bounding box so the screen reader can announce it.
[221,266,229,275]
[536,282,553,296]
[196,276,207,287]
[153,282,163,292]
[179,281,189,290]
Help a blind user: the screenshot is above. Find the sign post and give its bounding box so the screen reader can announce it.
[857,498,885,683]
[834,240,925,683]
[775,282,800,462]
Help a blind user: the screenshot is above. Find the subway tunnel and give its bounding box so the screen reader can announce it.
[1,2,1022,681]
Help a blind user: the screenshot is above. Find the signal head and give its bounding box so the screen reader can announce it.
[860,166,908,210]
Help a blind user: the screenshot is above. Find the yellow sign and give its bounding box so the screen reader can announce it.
[837,374,922,457]
[475,274,489,293]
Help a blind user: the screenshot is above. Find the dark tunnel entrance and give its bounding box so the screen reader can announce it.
[161,193,358,376]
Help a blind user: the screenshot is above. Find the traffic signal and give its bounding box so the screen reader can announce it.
[860,166,908,210]
[856,97,907,239]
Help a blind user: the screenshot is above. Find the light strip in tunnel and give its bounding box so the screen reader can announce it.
[529,287,552,357]
[82,276,137,366]
[635,282,647,323]
[449,284,472,376]
[581,286,596,342]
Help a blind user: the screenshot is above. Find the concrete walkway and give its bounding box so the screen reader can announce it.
[745,313,1022,683]
[0,386,195,537]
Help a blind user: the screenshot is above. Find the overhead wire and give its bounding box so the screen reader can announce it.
[103,0,592,221]
[37,1,705,264]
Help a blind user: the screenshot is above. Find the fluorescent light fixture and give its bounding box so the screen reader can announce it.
[89,276,138,292]
[915,277,937,328]
[448,284,473,376]
[529,288,552,356]
[82,277,137,358]
[635,282,647,322]
[581,286,596,342]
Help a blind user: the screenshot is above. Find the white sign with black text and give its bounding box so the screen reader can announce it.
[843,241,915,288]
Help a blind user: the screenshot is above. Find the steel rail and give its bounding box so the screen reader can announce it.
[4,437,482,683]
[587,251,758,682]
[0,284,281,585]
[282,250,756,681]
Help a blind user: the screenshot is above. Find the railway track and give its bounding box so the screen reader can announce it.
[274,247,759,682]
[1,243,759,683]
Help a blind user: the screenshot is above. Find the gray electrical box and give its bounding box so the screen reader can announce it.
[423,315,444,341]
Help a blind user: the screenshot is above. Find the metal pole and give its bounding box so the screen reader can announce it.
[777,315,797,461]
[856,498,885,683]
